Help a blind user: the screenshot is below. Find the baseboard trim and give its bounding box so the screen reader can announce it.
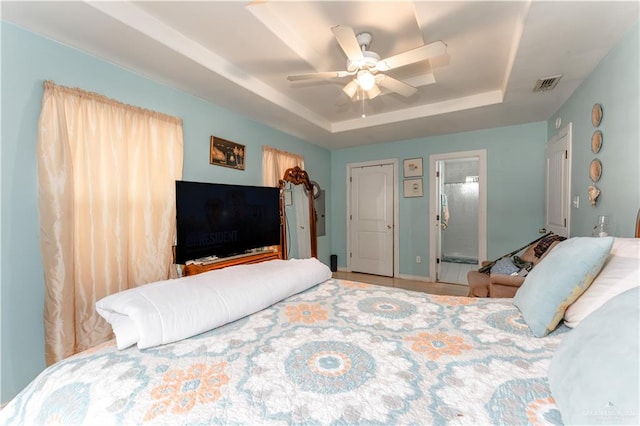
[336,269,434,283]
[395,273,433,282]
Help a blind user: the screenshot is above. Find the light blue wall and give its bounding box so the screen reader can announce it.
[0,22,330,402]
[548,21,639,237]
[330,121,548,276]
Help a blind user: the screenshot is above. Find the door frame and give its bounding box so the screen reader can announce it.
[346,159,399,276]
[429,150,487,282]
[545,123,572,237]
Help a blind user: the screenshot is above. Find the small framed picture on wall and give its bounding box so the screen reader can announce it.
[403,178,423,198]
[210,136,245,170]
[403,157,423,177]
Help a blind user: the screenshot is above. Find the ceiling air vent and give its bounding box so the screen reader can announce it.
[533,74,562,92]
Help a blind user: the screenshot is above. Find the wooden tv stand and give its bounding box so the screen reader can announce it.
[182,250,281,277]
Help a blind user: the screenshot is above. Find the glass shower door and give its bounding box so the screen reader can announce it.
[436,158,479,284]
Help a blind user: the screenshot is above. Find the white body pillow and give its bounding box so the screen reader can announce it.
[564,238,640,328]
[96,258,332,349]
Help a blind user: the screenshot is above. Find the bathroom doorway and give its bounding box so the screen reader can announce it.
[429,150,487,285]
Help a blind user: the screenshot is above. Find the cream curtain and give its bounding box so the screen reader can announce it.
[262,145,304,187]
[38,81,183,364]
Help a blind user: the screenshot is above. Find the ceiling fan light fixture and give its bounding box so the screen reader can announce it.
[342,79,359,98]
[366,85,381,100]
[357,70,376,91]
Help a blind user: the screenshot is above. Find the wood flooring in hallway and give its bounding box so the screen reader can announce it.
[332,271,469,297]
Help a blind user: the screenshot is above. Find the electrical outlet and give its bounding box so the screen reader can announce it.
[416,256,421,264]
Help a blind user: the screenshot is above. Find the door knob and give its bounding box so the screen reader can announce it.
[387,225,392,229]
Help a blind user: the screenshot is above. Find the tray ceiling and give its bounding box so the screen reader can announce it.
[3,1,638,149]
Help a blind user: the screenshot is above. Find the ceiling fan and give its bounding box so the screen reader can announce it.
[287,26,447,101]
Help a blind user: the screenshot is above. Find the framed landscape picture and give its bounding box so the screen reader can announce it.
[210,136,245,170]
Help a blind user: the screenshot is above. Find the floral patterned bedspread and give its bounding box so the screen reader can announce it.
[1,279,568,425]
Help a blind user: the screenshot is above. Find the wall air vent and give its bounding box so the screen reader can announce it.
[533,74,562,92]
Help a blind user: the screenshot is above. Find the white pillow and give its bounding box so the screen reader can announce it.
[564,238,640,328]
[97,258,332,349]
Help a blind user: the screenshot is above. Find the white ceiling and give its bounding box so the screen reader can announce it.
[3,1,638,149]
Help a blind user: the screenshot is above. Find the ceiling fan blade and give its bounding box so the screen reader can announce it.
[377,75,417,97]
[374,40,446,72]
[331,26,364,61]
[287,70,353,81]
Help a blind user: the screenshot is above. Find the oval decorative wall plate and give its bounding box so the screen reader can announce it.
[591,130,603,153]
[592,103,603,127]
[589,158,602,182]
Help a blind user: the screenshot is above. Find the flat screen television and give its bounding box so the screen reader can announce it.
[175,180,281,264]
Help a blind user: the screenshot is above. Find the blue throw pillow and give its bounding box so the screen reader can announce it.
[513,237,613,337]
[548,287,639,425]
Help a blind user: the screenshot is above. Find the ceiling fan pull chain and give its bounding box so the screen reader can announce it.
[361,88,366,118]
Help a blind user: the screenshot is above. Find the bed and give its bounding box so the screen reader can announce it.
[2,231,638,424]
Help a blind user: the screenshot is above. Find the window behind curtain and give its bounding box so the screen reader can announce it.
[262,145,304,187]
[37,81,184,363]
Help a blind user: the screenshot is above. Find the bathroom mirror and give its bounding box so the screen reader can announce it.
[279,166,318,259]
